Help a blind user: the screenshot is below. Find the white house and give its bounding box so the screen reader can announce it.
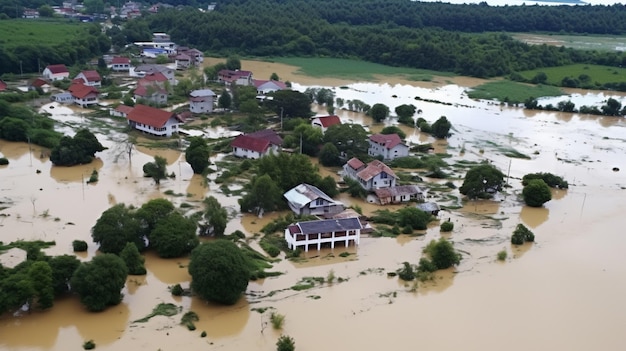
[42,64,69,81]
[343,158,398,191]
[133,64,176,85]
[189,89,216,114]
[175,53,191,70]
[109,104,134,118]
[68,83,99,108]
[217,69,252,86]
[74,70,102,87]
[126,104,183,137]
[231,129,282,159]
[253,79,287,95]
[284,183,345,216]
[134,83,168,105]
[368,133,409,160]
[111,57,131,71]
[374,185,427,205]
[311,115,341,134]
[285,217,362,252]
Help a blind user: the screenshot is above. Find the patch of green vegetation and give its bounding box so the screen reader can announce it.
[500,147,531,159]
[181,311,199,331]
[268,57,454,81]
[467,80,563,103]
[307,295,321,299]
[133,303,180,323]
[0,19,96,48]
[291,276,325,291]
[518,63,626,86]
[0,240,55,253]
[82,340,96,350]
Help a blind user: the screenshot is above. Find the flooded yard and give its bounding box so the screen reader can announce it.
[1,59,626,350]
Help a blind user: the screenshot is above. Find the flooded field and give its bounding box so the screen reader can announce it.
[2,59,626,350]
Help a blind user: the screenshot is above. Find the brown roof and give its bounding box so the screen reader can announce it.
[30,78,50,88]
[45,64,68,74]
[78,70,101,82]
[115,105,134,114]
[112,56,130,64]
[175,54,191,60]
[127,104,178,128]
[142,72,168,82]
[253,79,288,90]
[370,133,403,150]
[247,129,283,146]
[218,69,252,82]
[314,115,341,128]
[134,83,167,97]
[374,185,423,199]
[231,134,271,153]
[356,160,397,182]
[69,83,99,99]
[346,157,365,171]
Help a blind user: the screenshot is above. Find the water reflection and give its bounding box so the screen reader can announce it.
[49,158,104,183]
[519,205,550,228]
[144,251,191,285]
[190,296,250,338]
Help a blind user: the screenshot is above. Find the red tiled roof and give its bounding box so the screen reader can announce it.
[30,78,49,88]
[69,83,99,99]
[247,129,283,146]
[134,84,167,97]
[356,160,397,182]
[253,79,287,90]
[0,80,6,91]
[115,105,134,114]
[127,104,177,128]
[112,57,130,64]
[346,157,365,170]
[78,70,101,82]
[218,69,252,82]
[45,64,68,74]
[231,134,270,153]
[142,72,168,82]
[370,133,403,150]
[314,115,341,128]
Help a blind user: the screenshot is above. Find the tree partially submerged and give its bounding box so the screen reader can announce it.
[71,254,128,312]
[522,179,552,207]
[143,155,168,185]
[91,204,143,254]
[511,224,535,245]
[185,137,211,174]
[459,164,505,199]
[50,129,106,166]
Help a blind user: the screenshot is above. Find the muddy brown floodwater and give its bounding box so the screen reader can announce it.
[2,59,626,351]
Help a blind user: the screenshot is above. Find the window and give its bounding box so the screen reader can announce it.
[380,173,388,179]
[315,198,324,206]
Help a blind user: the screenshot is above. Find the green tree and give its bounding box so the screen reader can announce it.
[276,335,296,351]
[522,172,568,189]
[369,103,390,122]
[119,242,146,275]
[511,223,535,245]
[188,240,250,305]
[150,212,199,258]
[380,125,406,140]
[430,116,452,139]
[136,198,175,238]
[459,164,505,199]
[522,179,552,207]
[156,55,169,64]
[288,124,323,156]
[226,56,241,70]
[531,72,547,84]
[0,272,34,314]
[48,255,80,297]
[38,5,54,17]
[92,204,143,254]
[395,104,416,125]
[84,0,105,13]
[185,137,210,174]
[266,90,312,118]
[397,207,431,230]
[239,174,283,214]
[323,123,369,159]
[319,142,341,167]
[424,238,461,269]
[71,254,128,312]
[231,85,257,110]
[50,129,105,166]
[601,98,622,116]
[218,89,231,109]
[202,196,228,236]
[143,155,168,185]
[28,261,54,309]
[270,72,279,81]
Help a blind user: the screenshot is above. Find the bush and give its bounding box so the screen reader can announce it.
[270,312,285,329]
[276,335,296,351]
[397,262,416,281]
[511,224,535,245]
[423,238,461,269]
[86,169,98,184]
[522,179,552,207]
[440,221,454,232]
[72,240,88,252]
[522,172,568,189]
[83,340,96,350]
[171,284,184,296]
[0,157,8,165]
[200,331,207,338]
[497,250,507,261]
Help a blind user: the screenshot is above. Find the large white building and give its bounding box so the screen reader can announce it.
[285,217,362,252]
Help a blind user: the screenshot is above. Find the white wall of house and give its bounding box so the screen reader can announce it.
[135,92,168,105]
[190,99,214,113]
[111,63,131,71]
[368,141,409,160]
[76,73,101,87]
[130,118,179,137]
[232,147,263,159]
[74,95,99,108]
[362,172,396,191]
[42,69,68,81]
[284,226,361,252]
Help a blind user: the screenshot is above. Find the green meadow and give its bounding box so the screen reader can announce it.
[0,19,89,48]
[266,57,455,82]
[466,80,563,103]
[517,64,626,86]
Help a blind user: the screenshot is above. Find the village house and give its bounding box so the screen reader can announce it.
[343,158,398,191]
[29,78,51,93]
[126,104,183,137]
[368,133,409,160]
[42,64,69,81]
[284,217,362,252]
[133,65,176,85]
[22,8,39,18]
[175,53,191,70]
[74,70,102,87]
[68,83,99,108]
[50,92,73,103]
[0,80,7,92]
[176,47,204,66]
[253,79,287,95]
[109,104,134,118]
[217,69,253,86]
[111,57,131,71]
[374,185,427,205]
[284,183,345,217]
[189,89,216,114]
[311,115,341,134]
[231,129,282,159]
[416,202,441,216]
[134,82,168,105]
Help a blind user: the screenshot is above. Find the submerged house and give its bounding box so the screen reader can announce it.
[368,133,409,160]
[284,183,345,217]
[189,89,216,114]
[231,129,282,159]
[311,115,341,134]
[374,185,427,205]
[285,217,362,252]
[68,83,99,107]
[126,104,183,137]
[416,202,441,216]
[343,158,398,191]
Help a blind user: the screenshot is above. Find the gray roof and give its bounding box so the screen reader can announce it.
[416,202,440,212]
[190,89,216,97]
[284,183,339,209]
[297,217,362,235]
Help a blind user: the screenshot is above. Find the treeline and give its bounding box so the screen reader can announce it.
[0,23,110,76]
[129,1,626,78]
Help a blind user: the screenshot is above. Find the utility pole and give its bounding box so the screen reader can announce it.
[506,159,512,185]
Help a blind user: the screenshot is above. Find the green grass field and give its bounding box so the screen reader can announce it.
[266,57,455,81]
[517,64,626,86]
[466,80,563,103]
[0,19,89,48]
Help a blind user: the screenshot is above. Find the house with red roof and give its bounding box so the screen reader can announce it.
[217,69,253,86]
[75,70,102,87]
[29,78,51,93]
[311,115,341,134]
[42,64,69,81]
[111,57,131,71]
[253,79,287,95]
[231,129,282,159]
[368,133,409,160]
[342,158,397,191]
[109,104,134,118]
[68,82,99,107]
[0,80,7,92]
[134,83,168,106]
[126,104,183,137]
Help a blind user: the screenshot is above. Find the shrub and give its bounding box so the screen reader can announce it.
[397,262,416,281]
[423,238,461,269]
[511,224,535,245]
[522,172,568,189]
[276,335,296,351]
[270,312,285,329]
[181,311,199,330]
[417,257,437,273]
[83,340,96,350]
[326,269,336,283]
[440,221,454,232]
[72,240,88,252]
[171,284,184,296]
[497,250,507,261]
[0,157,8,165]
[522,179,552,207]
[200,331,207,338]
